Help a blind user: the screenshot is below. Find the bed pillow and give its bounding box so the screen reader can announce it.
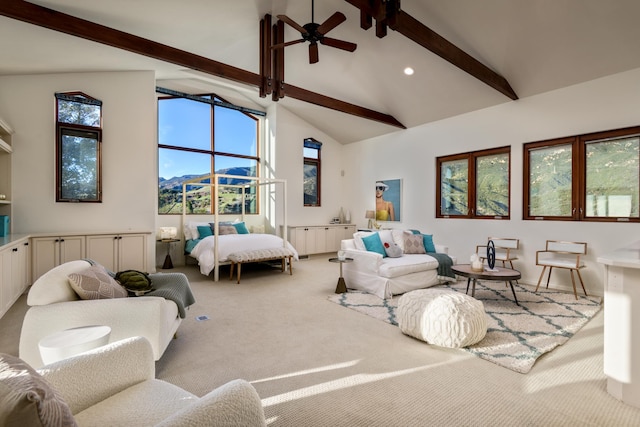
[0,353,77,427]
[233,222,250,234]
[404,234,426,254]
[184,222,211,240]
[362,232,386,257]
[197,225,213,238]
[68,265,128,300]
[218,225,238,235]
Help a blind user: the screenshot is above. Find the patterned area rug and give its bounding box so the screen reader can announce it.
[327,281,602,373]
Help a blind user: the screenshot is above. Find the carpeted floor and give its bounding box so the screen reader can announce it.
[328,281,602,373]
[2,256,640,426]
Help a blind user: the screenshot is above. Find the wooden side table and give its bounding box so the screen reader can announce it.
[329,257,353,294]
[158,238,180,269]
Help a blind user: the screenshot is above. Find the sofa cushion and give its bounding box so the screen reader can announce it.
[422,234,436,253]
[27,260,90,306]
[353,231,374,251]
[362,233,386,257]
[404,234,426,254]
[68,265,128,300]
[0,353,77,426]
[378,254,439,278]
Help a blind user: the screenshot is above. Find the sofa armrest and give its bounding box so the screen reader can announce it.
[39,337,154,415]
[156,379,267,427]
[19,296,178,369]
[435,244,449,254]
[342,248,383,275]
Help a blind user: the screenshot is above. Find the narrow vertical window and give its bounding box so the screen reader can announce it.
[55,92,102,202]
[303,138,322,206]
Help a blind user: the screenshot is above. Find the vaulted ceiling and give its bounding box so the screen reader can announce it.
[2,0,640,143]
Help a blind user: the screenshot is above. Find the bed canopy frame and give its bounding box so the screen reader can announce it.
[181,174,288,281]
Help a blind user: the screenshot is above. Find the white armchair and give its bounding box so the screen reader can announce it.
[7,337,266,426]
[20,260,183,368]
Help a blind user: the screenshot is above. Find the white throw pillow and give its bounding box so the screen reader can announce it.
[353,231,374,251]
[391,229,410,252]
[27,260,90,306]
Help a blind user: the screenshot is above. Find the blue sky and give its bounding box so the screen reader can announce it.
[158,97,258,180]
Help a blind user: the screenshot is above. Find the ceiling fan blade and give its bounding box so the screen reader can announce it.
[271,39,306,49]
[309,42,319,64]
[277,15,308,35]
[317,11,346,35]
[320,37,357,52]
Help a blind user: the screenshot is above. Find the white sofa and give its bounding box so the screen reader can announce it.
[20,260,183,369]
[340,230,456,299]
[0,336,266,426]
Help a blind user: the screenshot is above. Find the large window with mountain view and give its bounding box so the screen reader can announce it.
[158,95,260,215]
[524,126,640,222]
[437,146,510,219]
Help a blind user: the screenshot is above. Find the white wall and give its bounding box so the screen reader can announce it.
[343,67,640,296]
[0,71,157,267]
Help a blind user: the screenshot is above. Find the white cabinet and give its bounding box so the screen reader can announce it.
[86,233,147,272]
[287,225,356,256]
[0,118,14,225]
[32,236,86,281]
[0,237,30,318]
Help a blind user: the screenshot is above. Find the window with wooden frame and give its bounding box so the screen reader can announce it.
[55,92,102,202]
[437,146,511,219]
[524,126,640,222]
[157,93,261,215]
[303,138,322,206]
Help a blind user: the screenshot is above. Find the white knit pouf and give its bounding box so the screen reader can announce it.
[397,289,487,348]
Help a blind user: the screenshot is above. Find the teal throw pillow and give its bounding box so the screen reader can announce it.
[362,232,387,257]
[422,234,436,252]
[233,222,250,234]
[197,225,213,238]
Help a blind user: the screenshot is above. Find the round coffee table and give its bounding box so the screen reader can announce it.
[451,264,521,306]
[38,325,111,365]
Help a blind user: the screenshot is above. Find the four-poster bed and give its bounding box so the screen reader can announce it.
[181,174,297,281]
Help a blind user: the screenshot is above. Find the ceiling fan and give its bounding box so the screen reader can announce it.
[273,0,357,64]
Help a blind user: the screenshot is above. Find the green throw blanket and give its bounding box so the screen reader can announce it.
[147,272,196,318]
[427,252,456,279]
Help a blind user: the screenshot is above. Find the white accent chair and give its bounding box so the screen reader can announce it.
[535,240,588,299]
[38,336,267,426]
[476,237,520,269]
[20,260,182,368]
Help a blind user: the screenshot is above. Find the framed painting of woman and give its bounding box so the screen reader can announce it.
[375,179,401,222]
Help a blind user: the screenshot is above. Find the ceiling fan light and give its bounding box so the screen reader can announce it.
[404,67,415,76]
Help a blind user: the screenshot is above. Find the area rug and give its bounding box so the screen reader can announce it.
[327,281,602,373]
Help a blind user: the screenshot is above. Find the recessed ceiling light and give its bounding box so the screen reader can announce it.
[404,67,414,76]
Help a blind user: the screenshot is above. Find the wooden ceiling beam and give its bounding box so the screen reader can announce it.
[344,0,518,100]
[0,3,405,129]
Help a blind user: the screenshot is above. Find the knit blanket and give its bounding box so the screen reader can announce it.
[147,272,196,318]
[427,252,455,279]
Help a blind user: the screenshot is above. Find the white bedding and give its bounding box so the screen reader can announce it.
[190,233,299,275]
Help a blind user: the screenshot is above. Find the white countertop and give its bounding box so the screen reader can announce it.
[597,240,640,269]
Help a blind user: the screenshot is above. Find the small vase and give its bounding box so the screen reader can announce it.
[345,210,351,224]
[338,207,345,224]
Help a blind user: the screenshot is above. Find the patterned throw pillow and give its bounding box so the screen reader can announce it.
[0,353,77,426]
[404,234,426,254]
[68,265,128,300]
[218,225,238,235]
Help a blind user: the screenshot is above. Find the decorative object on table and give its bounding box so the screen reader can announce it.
[486,239,496,269]
[328,281,602,373]
[470,254,483,271]
[159,226,177,240]
[337,250,346,261]
[338,207,345,224]
[374,179,402,222]
[330,216,341,224]
[365,210,375,229]
[345,209,351,224]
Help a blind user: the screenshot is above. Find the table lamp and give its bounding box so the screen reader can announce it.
[365,210,375,229]
[159,226,177,240]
